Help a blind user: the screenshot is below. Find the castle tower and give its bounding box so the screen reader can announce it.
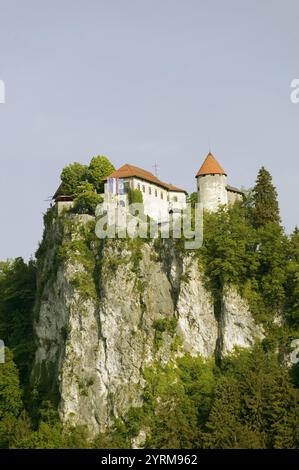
[195,152,228,212]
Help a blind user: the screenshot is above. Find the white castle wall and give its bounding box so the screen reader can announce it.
[104,177,187,223]
[132,177,169,221]
[227,190,243,205]
[197,174,228,212]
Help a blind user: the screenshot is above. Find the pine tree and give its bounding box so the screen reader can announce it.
[252,167,281,228]
[202,376,245,448]
[285,227,299,327]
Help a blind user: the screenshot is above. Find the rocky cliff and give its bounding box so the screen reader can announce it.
[32,210,264,436]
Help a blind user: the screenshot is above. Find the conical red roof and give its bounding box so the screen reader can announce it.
[196,152,227,177]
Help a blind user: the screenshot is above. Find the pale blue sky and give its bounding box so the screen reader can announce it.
[0,0,298,259]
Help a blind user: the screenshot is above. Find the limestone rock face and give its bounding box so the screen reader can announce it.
[175,255,218,357]
[33,213,264,436]
[219,286,264,356]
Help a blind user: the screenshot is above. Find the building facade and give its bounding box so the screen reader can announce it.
[53,153,244,219]
[103,164,187,223]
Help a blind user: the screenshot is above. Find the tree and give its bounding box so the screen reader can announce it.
[255,223,288,310]
[60,162,88,195]
[14,421,66,449]
[252,167,281,228]
[176,355,215,425]
[0,258,36,392]
[0,348,22,420]
[145,393,200,449]
[142,364,200,449]
[200,203,257,290]
[203,376,250,449]
[87,156,115,193]
[188,192,197,209]
[285,227,299,327]
[219,346,299,448]
[0,348,23,448]
[201,346,299,449]
[73,182,103,215]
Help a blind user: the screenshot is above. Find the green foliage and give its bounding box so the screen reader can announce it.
[60,162,88,195]
[187,191,197,209]
[56,219,103,301]
[0,348,22,420]
[285,227,299,328]
[93,420,132,449]
[252,166,281,228]
[141,358,206,448]
[0,348,23,448]
[153,318,178,348]
[138,356,215,448]
[199,192,291,328]
[1,396,91,449]
[73,182,103,215]
[14,420,90,449]
[255,223,288,310]
[60,155,114,215]
[202,346,299,448]
[87,155,115,193]
[0,258,36,394]
[98,348,299,450]
[128,238,144,272]
[128,188,143,205]
[200,203,257,289]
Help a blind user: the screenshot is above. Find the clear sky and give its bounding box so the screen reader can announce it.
[0,0,298,260]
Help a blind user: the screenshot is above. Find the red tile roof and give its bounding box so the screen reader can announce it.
[106,164,187,193]
[196,153,227,177]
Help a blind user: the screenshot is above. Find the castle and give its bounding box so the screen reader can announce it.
[196,152,244,211]
[54,152,243,219]
[101,152,243,222]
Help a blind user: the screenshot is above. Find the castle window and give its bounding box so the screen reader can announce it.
[142,185,145,193]
[137,183,141,191]
[155,189,157,197]
[173,196,178,202]
[149,186,152,195]
[161,192,163,199]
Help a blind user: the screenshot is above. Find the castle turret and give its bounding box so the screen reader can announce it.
[195,152,228,212]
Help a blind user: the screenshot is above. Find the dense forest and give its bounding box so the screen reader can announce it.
[0,159,298,448]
